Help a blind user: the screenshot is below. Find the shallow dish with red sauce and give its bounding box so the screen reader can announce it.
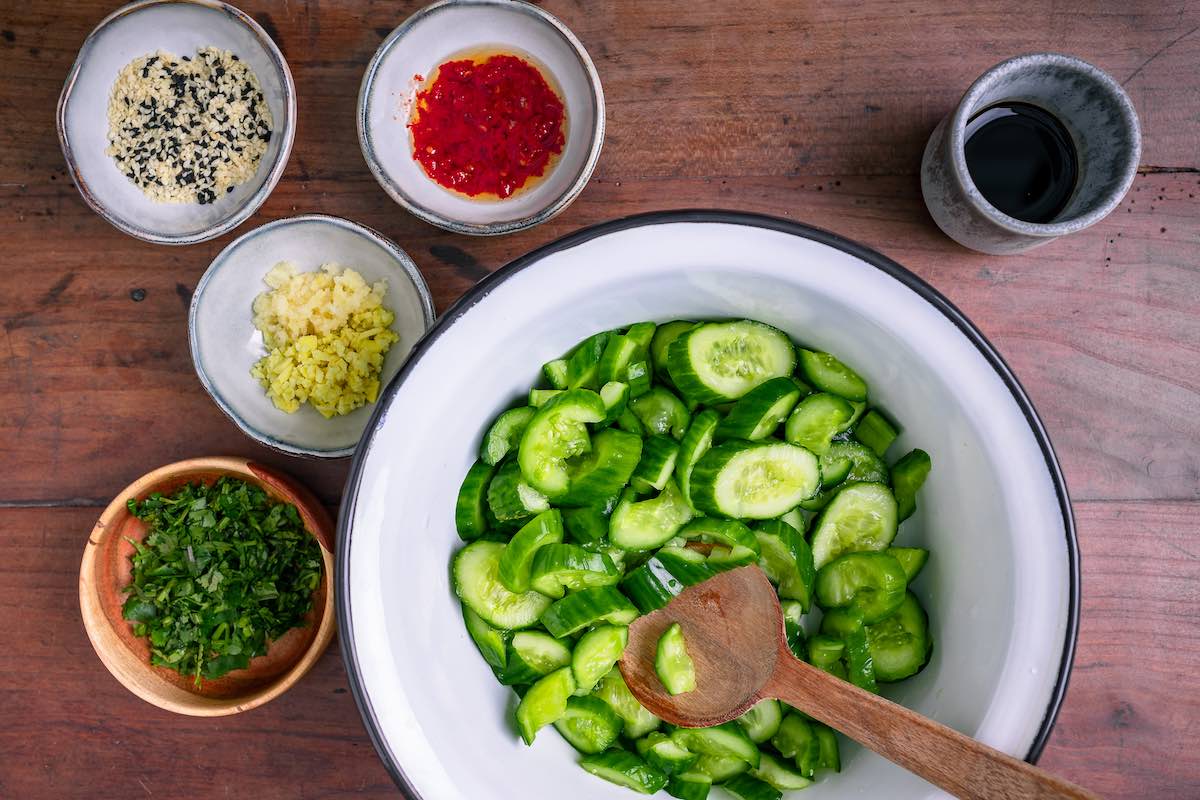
[358,0,604,235]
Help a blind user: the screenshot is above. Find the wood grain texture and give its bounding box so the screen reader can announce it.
[0,0,1197,797]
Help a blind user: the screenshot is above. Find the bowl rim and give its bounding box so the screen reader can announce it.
[79,456,336,716]
[55,0,297,246]
[187,213,437,459]
[334,209,1081,797]
[356,0,606,236]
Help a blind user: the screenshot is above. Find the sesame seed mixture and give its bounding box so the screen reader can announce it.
[106,48,273,204]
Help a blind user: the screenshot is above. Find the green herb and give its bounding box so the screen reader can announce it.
[122,476,323,685]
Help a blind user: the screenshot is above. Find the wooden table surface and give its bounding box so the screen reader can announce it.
[2,1,1198,797]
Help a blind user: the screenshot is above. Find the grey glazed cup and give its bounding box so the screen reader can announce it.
[921,52,1140,255]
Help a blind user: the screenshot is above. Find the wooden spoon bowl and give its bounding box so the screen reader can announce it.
[79,456,336,716]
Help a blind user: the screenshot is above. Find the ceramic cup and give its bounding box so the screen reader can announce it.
[921,52,1140,255]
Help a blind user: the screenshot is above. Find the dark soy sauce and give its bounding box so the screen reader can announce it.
[963,102,1078,224]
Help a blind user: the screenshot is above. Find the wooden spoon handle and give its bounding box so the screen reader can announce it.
[766,651,1099,800]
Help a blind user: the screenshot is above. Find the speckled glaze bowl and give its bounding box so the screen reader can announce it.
[57,0,295,245]
[359,0,604,236]
[921,52,1140,254]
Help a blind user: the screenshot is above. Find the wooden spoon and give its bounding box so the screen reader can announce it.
[619,565,1097,800]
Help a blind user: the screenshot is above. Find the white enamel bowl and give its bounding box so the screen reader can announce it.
[359,0,604,235]
[189,215,435,458]
[57,0,295,245]
[338,212,1078,799]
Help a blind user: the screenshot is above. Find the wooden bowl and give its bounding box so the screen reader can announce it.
[79,456,335,716]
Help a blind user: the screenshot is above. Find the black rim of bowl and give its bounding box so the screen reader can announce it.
[335,209,1081,797]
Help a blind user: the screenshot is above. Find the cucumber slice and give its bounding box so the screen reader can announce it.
[722,774,782,800]
[529,388,563,407]
[498,510,564,593]
[781,600,807,660]
[617,407,646,436]
[706,544,759,570]
[543,358,569,389]
[629,386,691,440]
[455,459,497,540]
[889,546,930,581]
[750,752,811,791]
[810,482,899,569]
[690,441,820,520]
[554,695,623,754]
[610,481,696,551]
[891,448,932,521]
[487,459,550,523]
[580,749,668,795]
[676,409,721,508]
[627,359,652,397]
[516,666,576,744]
[558,428,643,506]
[572,624,628,694]
[462,604,508,673]
[671,723,760,768]
[655,622,696,695]
[594,667,660,737]
[814,724,840,772]
[666,772,712,800]
[771,714,820,778]
[680,516,760,553]
[637,731,699,775]
[599,380,630,425]
[631,435,681,494]
[855,409,899,457]
[567,332,611,390]
[667,320,796,404]
[598,334,640,385]
[820,455,853,488]
[621,547,716,612]
[777,507,807,535]
[867,591,932,682]
[714,377,802,441]
[784,392,855,456]
[500,630,573,685]
[821,439,889,486]
[693,754,750,781]
[530,543,620,599]
[625,321,657,350]
[737,699,782,743]
[754,519,816,610]
[453,541,553,629]
[480,407,536,466]
[518,389,605,497]
[821,607,878,693]
[807,635,846,678]
[815,551,908,622]
[650,320,697,382]
[797,349,868,401]
[562,503,611,545]
[540,586,639,638]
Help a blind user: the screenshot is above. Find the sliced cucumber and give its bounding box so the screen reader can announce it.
[866,591,932,682]
[637,732,698,776]
[529,543,620,599]
[480,407,536,466]
[562,503,611,545]
[627,359,652,397]
[676,409,720,508]
[750,752,811,791]
[784,392,855,456]
[625,321,657,350]
[453,541,553,629]
[680,516,760,554]
[497,509,564,593]
[810,482,899,569]
[821,439,889,486]
[798,349,868,401]
[516,666,575,744]
[706,543,759,570]
[667,320,796,404]
[821,606,878,693]
[599,380,631,425]
[771,714,820,778]
[777,507,807,535]
[714,376,803,441]
[820,455,853,488]
[737,699,783,743]
[631,435,681,494]
[629,386,691,440]
[621,547,715,612]
[815,551,907,623]
[594,667,660,737]
[462,604,508,673]
[722,774,782,800]
[690,441,820,520]
[530,388,563,407]
[567,331,611,390]
[488,459,550,523]
[610,481,695,551]
[889,546,930,581]
[671,723,760,768]
[666,772,712,800]
[518,389,605,497]
[558,428,643,506]
[540,586,639,638]
[580,749,668,795]
[455,459,497,540]
[572,624,628,694]
[543,358,569,389]
[554,695,623,754]
[693,754,750,781]
[781,600,807,660]
[617,407,646,436]
[891,448,932,521]
[815,724,841,772]
[754,519,816,610]
[655,622,696,695]
[650,320,697,382]
[500,630,572,685]
[855,409,899,457]
[807,635,846,678]
[599,334,640,385]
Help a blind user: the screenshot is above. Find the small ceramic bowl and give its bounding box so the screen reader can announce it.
[57,0,296,245]
[359,0,604,236]
[80,457,335,716]
[189,214,435,458]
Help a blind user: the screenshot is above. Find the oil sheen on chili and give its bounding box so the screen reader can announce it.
[409,52,566,199]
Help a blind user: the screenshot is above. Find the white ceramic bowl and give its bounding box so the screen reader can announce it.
[337,212,1079,799]
[189,215,435,458]
[358,0,604,235]
[57,0,295,245]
